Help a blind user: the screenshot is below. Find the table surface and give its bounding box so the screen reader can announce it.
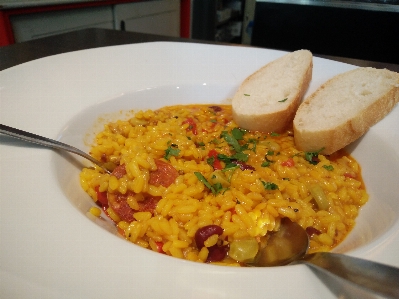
[1,28,398,72]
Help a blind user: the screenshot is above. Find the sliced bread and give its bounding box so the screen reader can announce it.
[293,67,399,155]
[232,49,313,133]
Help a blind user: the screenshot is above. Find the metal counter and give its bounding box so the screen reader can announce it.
[255,0,399,12]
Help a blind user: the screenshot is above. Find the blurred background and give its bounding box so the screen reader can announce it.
[0,0,398,64]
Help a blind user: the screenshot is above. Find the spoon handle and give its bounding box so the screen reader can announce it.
[302,252,399,298]
[0,124,111,174]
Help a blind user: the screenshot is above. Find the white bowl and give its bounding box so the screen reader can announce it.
[1,42,399,299]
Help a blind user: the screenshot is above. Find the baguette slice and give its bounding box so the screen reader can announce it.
[232,49,313,133]
[294,67,399,155]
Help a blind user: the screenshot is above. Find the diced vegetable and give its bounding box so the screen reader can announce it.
[94,186,108,207]
[281,158,295,167]
[309,184,329,210]
[182,117,198,135]
[228,238,259,262]
[259,140,280,152]
[207,149,223,170]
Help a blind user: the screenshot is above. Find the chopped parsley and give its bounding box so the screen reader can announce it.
[278,98,288,102]
[261,161,271,167]
[261,153,274,167]
[210,138,220,145]
[194,172,227,195]
[206,156,215,166]
[323,165,334,171]
[248,138,257,153]
[223,163,240,172]
[196,141,205,149]
[220,129,249,156]
[218,152,248,163]
[305,148,325,165]
[220,130,242,152]
[270,132,280,137]
[164,144,180,160]
[244,94,250,96]
[214,128,261,172]
[231,128,246,140]
[261,181,279,190]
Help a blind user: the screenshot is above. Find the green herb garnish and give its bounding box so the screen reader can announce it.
[194,172,227,195]
[261,181,279,190]
[197,142,205,146]
[220,131,242,152]
[164,144,180,160]
[248,138,257,153]
[304,148,325,165]
[323,165,334,171]
[210,138,220,145]
[206,156,215,166]
[218,153,248,163]
[278,98,288,102]
[231,128,245,140]
[223,163,240,172]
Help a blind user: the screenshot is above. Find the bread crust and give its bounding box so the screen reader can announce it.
[232,50,313,133]
[294,68,399,155]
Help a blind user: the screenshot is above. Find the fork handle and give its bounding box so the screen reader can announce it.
[301,252,399,298]
[0,123,111,174]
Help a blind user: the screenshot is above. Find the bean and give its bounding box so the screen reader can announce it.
[195,225,223,249]
[207,245,229,262]
[209,106,222,112]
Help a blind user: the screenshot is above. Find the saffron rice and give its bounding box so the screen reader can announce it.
[80,105,368,266]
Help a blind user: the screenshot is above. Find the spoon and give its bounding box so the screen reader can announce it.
[249,218,399,298]
[0,124,113,174]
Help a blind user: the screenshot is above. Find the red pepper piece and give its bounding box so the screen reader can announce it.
[155,241,165,254]
[94,186,108,208]
[344,172,356,179]
[208,149,223,170]
[281,158,295,167]
[182,117,198,135]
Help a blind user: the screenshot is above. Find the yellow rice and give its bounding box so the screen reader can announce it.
[80,104,368,266]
